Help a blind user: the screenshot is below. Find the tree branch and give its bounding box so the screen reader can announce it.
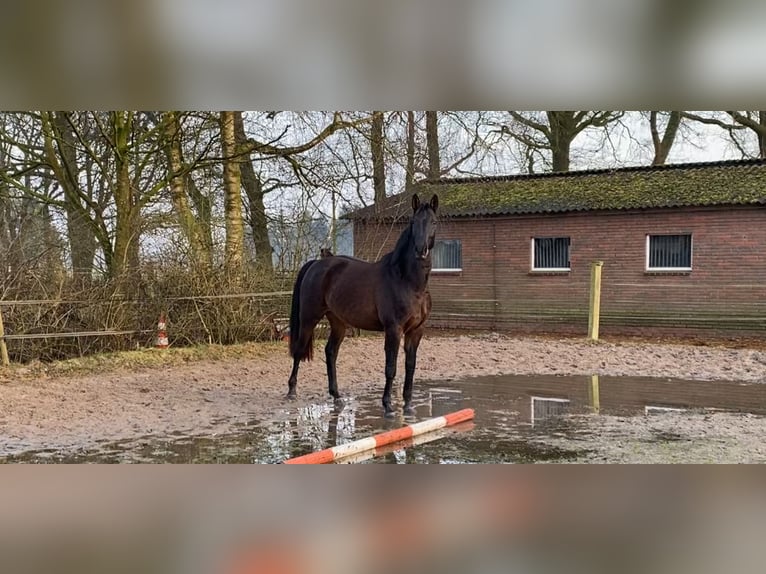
[727,111,766,135]
[241,114,371,157]
[507,111,550,138]
[681,112,744,130]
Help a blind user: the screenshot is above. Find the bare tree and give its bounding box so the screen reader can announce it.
[727,111,766,158]
[162,111,213,268]
[371,111,386,205]
[649,111,683,165]
[682,111,766,159]
[220,111,245,271]
[405,111,416,192]
[0,115,66,291]
[499,111,625,172]
[233,111,273,271]
[426,110,440,178]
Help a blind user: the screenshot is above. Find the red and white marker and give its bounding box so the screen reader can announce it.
[155,313,169,350]
[283,408,475,464]
[337,420,476,464]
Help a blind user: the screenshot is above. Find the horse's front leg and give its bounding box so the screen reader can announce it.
[382,326,402,417]
[325,315,347,405]
[402,327,424,416]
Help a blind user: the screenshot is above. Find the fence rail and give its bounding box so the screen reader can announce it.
[1,329,155,341]
[0,290,294,366]
[0,291,294,307]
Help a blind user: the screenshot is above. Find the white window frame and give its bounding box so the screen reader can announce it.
[645,405,688,415]
[530,396,570,426]
[431,239,462,273]
[645,234,693,272]
[530,237,571,272]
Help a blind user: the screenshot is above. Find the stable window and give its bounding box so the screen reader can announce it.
[432,239,462,271]
[531,237,570,271]
[646,234,692,271]
[531,397,570,426]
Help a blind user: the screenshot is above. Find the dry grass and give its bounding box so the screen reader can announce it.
[2,340,287,381]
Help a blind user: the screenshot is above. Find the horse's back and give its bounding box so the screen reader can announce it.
[304,256,383,330]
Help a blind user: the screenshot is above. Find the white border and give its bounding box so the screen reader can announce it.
[645,234,693,272]
[645,405,688,414]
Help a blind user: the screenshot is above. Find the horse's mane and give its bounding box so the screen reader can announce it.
[382,219,413,269]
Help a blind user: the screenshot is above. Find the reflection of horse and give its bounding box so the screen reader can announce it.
[286,194,439,416]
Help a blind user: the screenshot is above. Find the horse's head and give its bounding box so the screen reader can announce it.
[410,193,439,260]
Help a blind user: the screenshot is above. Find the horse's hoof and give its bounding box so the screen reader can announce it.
[333,397,345,409]
[403,404,416,417]
[384,409,396,419]
[286,392,297,401]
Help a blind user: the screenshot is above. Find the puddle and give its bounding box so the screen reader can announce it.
[3,374,766,463]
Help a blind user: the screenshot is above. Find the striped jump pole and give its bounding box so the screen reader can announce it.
[283,408,475,465]
[337,420,476,464]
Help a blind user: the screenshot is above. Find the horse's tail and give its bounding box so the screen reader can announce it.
[288,259,316,362]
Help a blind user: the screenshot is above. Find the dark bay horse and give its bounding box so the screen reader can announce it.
[287,193,439,416]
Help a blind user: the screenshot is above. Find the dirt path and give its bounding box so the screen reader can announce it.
[1,333,766,457]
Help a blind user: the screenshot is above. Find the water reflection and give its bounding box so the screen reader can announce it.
[3,373,766,464]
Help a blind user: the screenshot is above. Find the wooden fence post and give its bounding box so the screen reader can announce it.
[589,374,600,413]
[588,261,603,341]
[0,305,9,367]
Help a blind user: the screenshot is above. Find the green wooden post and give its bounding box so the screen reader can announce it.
[0,306,9,367]
[588,261,603,341]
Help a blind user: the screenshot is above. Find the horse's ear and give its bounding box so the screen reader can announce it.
[412,194,420,212]
[430,194,439,212]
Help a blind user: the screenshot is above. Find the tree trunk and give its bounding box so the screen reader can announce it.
[185,173,213,255]
[547,112,573,172]
[5,201,25,280]
[759,111,766,159]
[111,111,139,282]
[371,111,386,206]
[550,142,571,172]
[220,111,245,271]
[233,112,273,272]
[111,151,134,279]
[51,112,97,279]
[163,111,212,269]
[0,148,11,278]
[650,111,682,165]
[406,111,416,192]
[40,203,65,283]
[426,111,440,178]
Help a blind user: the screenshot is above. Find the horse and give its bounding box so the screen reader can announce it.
[286,193,439,416]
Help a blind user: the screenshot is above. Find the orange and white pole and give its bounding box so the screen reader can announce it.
[337,420,475,464]
[155,313,169,349]
[283,408,475,464]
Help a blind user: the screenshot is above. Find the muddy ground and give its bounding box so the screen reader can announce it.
[1,332,766,461]
[542,411,766,464]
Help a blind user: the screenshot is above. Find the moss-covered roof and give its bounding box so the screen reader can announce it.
[347,159,766,221]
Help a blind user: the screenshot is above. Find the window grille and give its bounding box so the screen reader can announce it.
[647,234,692,270]
[532,237,570,270]
[432,239,462,271]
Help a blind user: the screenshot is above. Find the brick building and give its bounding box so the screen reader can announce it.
[348,159,766,338]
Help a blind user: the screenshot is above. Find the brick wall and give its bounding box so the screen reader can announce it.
[353,205,766,338]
